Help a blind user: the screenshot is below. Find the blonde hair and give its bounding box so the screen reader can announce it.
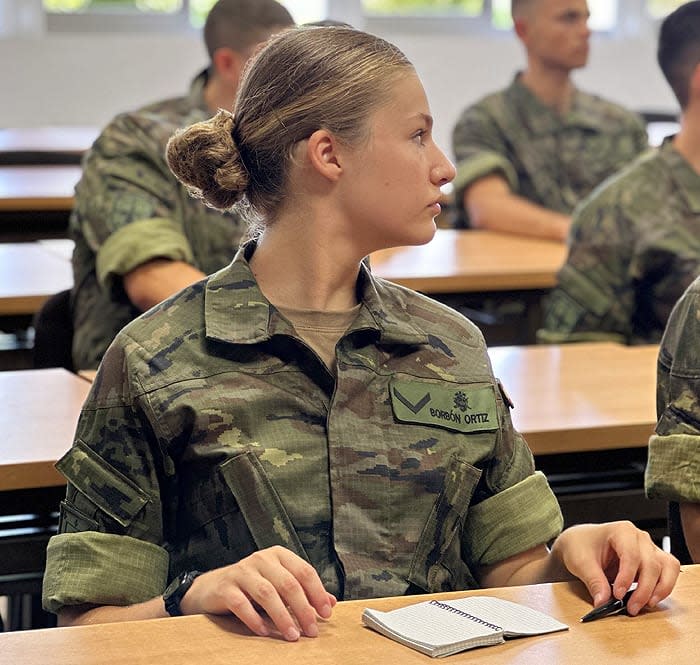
[166,26,414,224]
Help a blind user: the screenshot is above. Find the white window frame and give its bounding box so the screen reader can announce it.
[1,0,683,37]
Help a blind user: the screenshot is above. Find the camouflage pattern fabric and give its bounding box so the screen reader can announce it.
[540,139,700,344]
[43,242,563,614]
[646,275,700,505]
[70,69,246,370]
[451,74,648,227]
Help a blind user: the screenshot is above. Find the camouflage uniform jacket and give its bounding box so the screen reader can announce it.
[43,243,562,614]
[646,275,700,507]
[451,74,648,227]
[70,69,246,370]
[541,139,700,344]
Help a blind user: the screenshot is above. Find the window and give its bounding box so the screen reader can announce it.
[42,0,329,30]
[646,0,687,17]
[363,0,617,31]
[33,0,697,34]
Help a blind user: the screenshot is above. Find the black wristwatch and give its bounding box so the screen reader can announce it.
[163,570,202,617]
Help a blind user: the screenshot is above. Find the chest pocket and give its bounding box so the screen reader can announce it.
[172,450,309,574]
[407,454,482,593]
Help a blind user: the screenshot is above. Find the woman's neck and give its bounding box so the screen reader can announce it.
[249,214,363,311]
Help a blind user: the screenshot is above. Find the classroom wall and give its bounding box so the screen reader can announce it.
[1,29,677,159]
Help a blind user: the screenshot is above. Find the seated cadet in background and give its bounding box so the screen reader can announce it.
[43,25,678,640]
[70,0,294,370]
[451,0,648,241]
[646,275,700,564]
[540,1,700,344]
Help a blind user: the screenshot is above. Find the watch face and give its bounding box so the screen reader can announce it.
[164,570,201,616]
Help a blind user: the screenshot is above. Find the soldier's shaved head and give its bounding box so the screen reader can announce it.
[658,1,700,109]
[511,0,540,19]
[204,0,294,59]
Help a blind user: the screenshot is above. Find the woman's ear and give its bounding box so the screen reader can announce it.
[306,129,344,182]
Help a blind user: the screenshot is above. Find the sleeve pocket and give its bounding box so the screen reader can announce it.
[56,440,150,528]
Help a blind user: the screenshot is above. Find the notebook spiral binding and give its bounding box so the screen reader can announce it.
[428,600,502,632]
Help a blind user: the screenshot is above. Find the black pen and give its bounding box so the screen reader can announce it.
[580,584,637,623]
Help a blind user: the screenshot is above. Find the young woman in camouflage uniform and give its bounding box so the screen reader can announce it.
[44,25,679,642]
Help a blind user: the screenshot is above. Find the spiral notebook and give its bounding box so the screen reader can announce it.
[362,596,568,658]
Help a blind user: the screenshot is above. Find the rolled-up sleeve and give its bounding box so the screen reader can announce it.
[645,278,700,504]
[463,471,563,566]
[43,532,169,614]
[462,376,563,566]
[452,105,518,214]
[42,339,172,614]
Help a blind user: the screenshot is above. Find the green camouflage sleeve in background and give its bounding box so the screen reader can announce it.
[646,276,700,505]
[70,73,246,370]
[451,76,648,228]
[540,141,700,345]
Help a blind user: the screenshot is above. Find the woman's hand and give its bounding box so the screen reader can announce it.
[550,521,680,614]
[180,545,336,640]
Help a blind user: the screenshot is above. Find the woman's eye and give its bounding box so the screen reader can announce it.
[413,130,425,145]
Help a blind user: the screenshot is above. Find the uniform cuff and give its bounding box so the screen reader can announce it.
[646,433,700,503]
[463,471,563,566]
[96,217,195,288]
[43,532,169,614]
[453,152,518,205]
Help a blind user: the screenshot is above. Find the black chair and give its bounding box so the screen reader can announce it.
[668,502,692,564]
[0,486,64,631]
[32,289,74,372]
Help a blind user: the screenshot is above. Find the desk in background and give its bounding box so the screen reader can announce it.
[490,342,665,540]
[0,165,80,240]
[371,229,566,293]
[0,126,98,166]
[0,242,73,319]
[0,368,92,629]
[371,230,567,345]
[0,241,74,369]
[488,342,657,456]
[0,368,90,491]
[1,565,697,664]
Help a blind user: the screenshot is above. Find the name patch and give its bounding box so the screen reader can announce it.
[390,379,498,433]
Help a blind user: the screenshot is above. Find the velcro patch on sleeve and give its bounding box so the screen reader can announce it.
[390,379,498,433]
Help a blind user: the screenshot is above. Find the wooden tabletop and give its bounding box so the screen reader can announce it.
[0,242,73,316]
[489,342,658,455]
[370,229,567,293]
[0,164,80,212]
[2,565,697,664]
[0,126,98,164]
[0,368,90,491]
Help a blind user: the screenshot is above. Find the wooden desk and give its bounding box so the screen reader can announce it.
[0,126,98,165]
[371,229,567,293]
[0,242,73,317]
[0,368,90,491]
[1,565,697,664]
[0,165,80,212]
[489,343,658,456]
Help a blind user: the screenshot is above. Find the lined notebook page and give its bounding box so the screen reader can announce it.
[363,600,503,656]
[441,597,568,636]
[362,596,568,657]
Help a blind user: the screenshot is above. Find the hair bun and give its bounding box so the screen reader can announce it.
[166,109,249,211]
